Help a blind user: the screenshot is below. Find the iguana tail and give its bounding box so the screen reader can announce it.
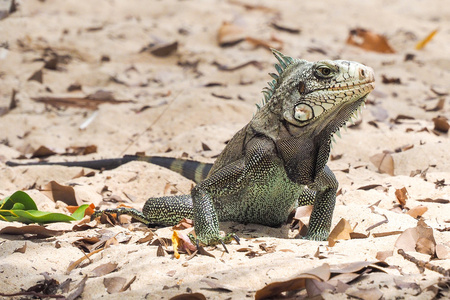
[6,155,213,184]
[127,155,212,184]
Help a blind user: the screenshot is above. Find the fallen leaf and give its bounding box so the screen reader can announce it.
[172,218,194,230]
[305,278,334,298]
[395,187,408,207]
[254,263,331,300]
[436,244,450,259]
[370,151,394,175]
[328,218,353,247]
[169,293,206,300]
[90,263,118,277]
[415,29,438,50]
[201,279,234,292]
[417,198,449,204]
[376,250,393,261]
[0,225,63,237]
[41,181,80,206]
[119,275,136,292]
[137,232,154,244]
[28,69,43,83]
[31,146,57,158]
[372,231,403,238]
[217,21,245,47]
[66,248,104,274]
[346,28,395,53]
[395,219,436,256]
[270,22,300,34]
[147,41,178,57]
[66,275,87,300]
[432,116,449,133]
[104,277,126,294]
[13,242,27,253]
[407,206,428,218]
[425,98,445,112]
[346,287,383,300]
[381,75,401,84]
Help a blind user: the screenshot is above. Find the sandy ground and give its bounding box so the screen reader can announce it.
[0,0,449,299]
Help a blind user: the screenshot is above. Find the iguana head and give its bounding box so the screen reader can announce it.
[259,50,375,141]
[254,50,375,183]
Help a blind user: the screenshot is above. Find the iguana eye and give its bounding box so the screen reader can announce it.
[315,66,333,78]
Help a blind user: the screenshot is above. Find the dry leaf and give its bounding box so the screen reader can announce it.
[90,263,118,277]
[270,22,300,34]
[425,98,445,112]
[13,242,27,253]
[254,263,331,300]
[370,151,394,175]
[432,116,449,133]
[149,41,178,57]
[436,244,450,259]
[28,69,43,83]
[104,276,126,294]
[346,287,383,300]
[395,219,436,256]
[372,231,403,238]
[201,279,234,292]
[417,198,449,204]
[31,146,57,158]
[137,232,154,244]
[169,293,207,300]
[328,218,353,247]
[395,187,408,207]
[217,21,245,47]
[0,225,63,237]
[346,28,395,53]
[173,218,194,230]
[376,250,393,261]
[66,275,87,300]
[407,206,428,218]
[415,29,438,50]
[41,180,80,206]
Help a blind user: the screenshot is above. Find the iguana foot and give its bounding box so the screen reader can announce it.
[189,232,240,252]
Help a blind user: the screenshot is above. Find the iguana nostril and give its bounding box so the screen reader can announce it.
[359,68,366,79]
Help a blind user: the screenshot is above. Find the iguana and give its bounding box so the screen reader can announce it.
[6,50,375,246]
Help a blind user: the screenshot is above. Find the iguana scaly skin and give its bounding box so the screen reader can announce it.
[7,50,375,246]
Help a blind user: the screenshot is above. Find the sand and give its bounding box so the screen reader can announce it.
[0,0,449,299]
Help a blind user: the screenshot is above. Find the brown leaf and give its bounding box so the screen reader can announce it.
[41,180,80,206]
[119,275,136,292]
[65,145,97,155]
[137,232,154,244]
[169,293,206,300]
[328,219,353,247]
[31,146,57,158]
[254,263,331,300]
[149,41,178,57]
[90,263,118,277]
[66,248,104,274]
[0,225,63,237]
[259,243,276,253]
[346,28,395,53]
[425,98,445,112]
[381,75,401,84]
[376,250,393,261]
[104,277,126,294]
[432,116,449,133]
[395,187,408,207]
[28,69,43,83]
[395,219,436,256]
[294,205,313,220]
[357,184,384,191]
[417,198,449,204]
[66,275,87,300]
[436,244,450,259]
[350,232,369,239]
[13,242,27,253]
[157,245,166,257]
[407,206,428,218]
[346,287,383,300]
[217,21,245,47]
[370,151,394,176]
[307,278,335,297]
[270,22,300,34]
[172,218,194,230]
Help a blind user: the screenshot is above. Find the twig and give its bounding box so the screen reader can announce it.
[398,249,450,276]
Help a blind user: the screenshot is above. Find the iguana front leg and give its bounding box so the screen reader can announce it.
[190,159,246,246]
[304,165,338,240]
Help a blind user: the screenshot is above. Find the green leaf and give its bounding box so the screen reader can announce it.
[0,191,92,224]
[0,191,38,210]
